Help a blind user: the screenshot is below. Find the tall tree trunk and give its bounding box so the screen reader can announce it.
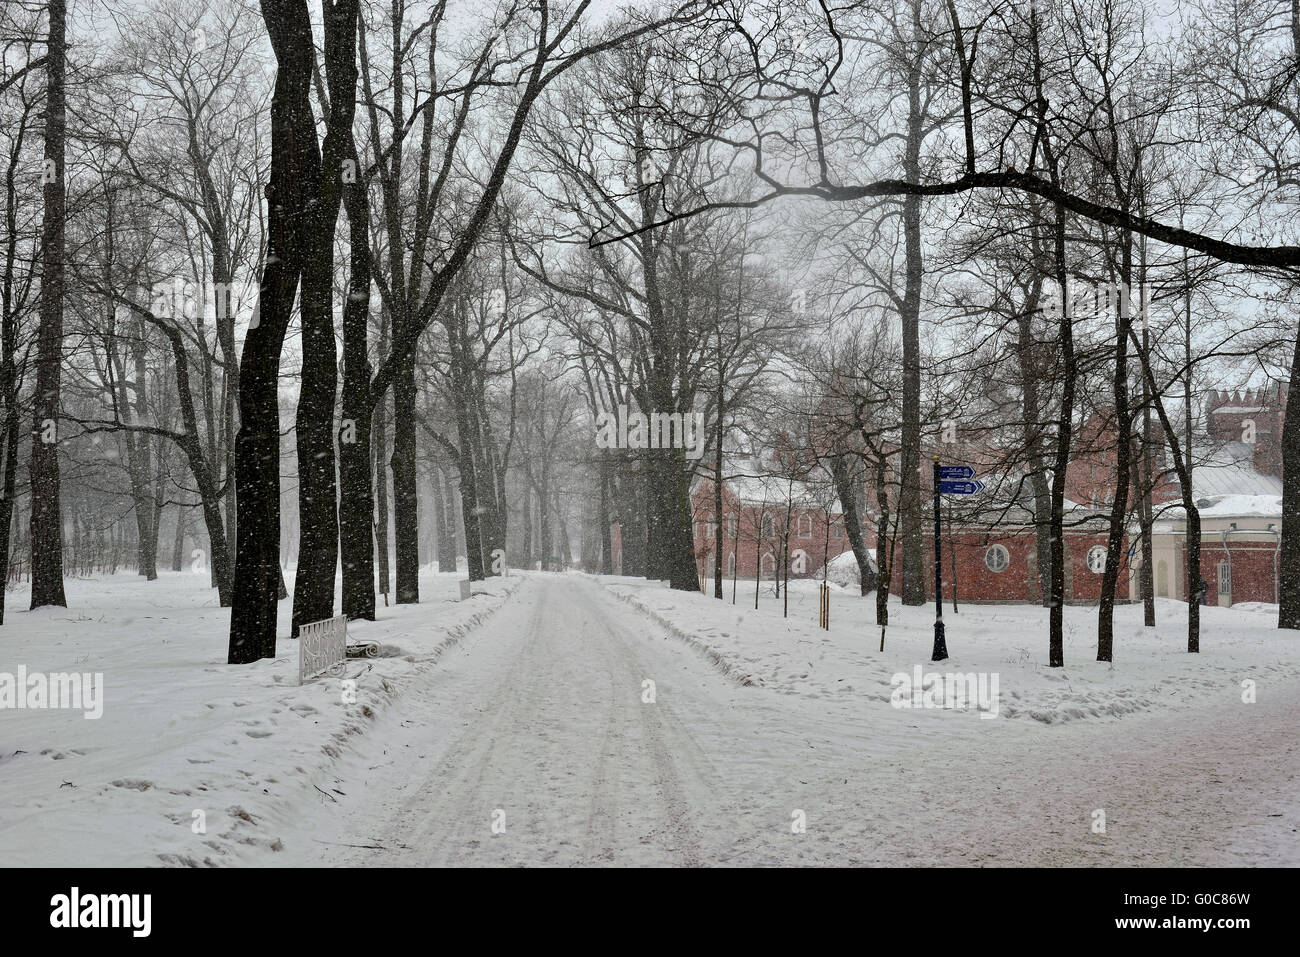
[1015,276,1053,605]
[521,480,533,567]
[0,330,18,623]
[1182,261,1200,650]
[372,309,391,601]
[338,135,374,620]
[1030,8,1074,668]
[131,317,159,579]
[1138,395,1156,627]
[1044,193,1074,668]
[291,278,340,634]
[1097,240,1135,663]
[898,0,927,606]
[642,453,658,579]
[432,465,455,572]
[228,0,317,662]
[292,0,361,633]
[29,0,67,610]
[1280,318,1300,630]
[172,505,187,572]
[390,350,419,600]
[0,92,28,623]
[664,458,698,590]
[556,492,573,568]
[599,456,613,574]
[537,462,551,571]
[713,401,724,598]
[619,458,647,577]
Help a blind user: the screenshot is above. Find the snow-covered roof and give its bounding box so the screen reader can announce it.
[698,454,844,513]
[724,471,843,513]
[1159,493,1282,520]
[1200,494,1283,518]
[1191,441,1282,498]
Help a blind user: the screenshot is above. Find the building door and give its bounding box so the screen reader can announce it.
[1217,560,1232,607]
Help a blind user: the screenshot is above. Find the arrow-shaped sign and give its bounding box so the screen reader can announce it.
[938,465,975,480]
[939,480,986,495]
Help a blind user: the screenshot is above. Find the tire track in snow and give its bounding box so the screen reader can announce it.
[331,575,719,865]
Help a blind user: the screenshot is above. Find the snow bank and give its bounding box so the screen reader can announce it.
[823,549,876,590]
[594,575,1300,726]
[0,568,517,866]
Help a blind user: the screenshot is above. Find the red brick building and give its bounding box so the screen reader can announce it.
[882,500,1129,604]
[1146,385,1286,607]
[688,467,853,581]
[608,383,1285,607]
[683,456,1127,603]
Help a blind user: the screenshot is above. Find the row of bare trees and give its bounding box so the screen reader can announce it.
[5,0,1300,675]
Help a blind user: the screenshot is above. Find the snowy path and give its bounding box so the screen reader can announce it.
[293,573,730,865]
[285,574,1300,866]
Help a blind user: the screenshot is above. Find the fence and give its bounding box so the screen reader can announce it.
[299,614,348,685]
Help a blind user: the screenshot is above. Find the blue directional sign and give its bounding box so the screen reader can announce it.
[938,465,975,480]
[938,479,985,495]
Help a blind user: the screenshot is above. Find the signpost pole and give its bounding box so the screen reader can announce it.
[932,458,948,661]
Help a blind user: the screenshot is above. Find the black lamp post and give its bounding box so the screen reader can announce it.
[932,458,948,662]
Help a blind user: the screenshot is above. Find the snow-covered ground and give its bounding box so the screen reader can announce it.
[3,569,1297,866]
[0,568,517,866]
[606,575,1300,724]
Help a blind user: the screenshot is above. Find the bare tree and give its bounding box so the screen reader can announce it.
[28,0,67,609]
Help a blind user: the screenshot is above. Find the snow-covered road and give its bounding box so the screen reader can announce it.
[284,574,1300,866]
[292,573,737,865]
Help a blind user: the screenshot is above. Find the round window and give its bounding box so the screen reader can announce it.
[1086,545,1107,574]
[984,544,1010,573]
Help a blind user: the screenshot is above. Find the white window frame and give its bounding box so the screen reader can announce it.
[984,544,1010,573]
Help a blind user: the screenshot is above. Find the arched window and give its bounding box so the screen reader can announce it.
[797,514,813,539]
[727,515,737,539]
[985,544,1010,573]
[728,552,736,576]
[761,514,774,538]
[760,552,775,578]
